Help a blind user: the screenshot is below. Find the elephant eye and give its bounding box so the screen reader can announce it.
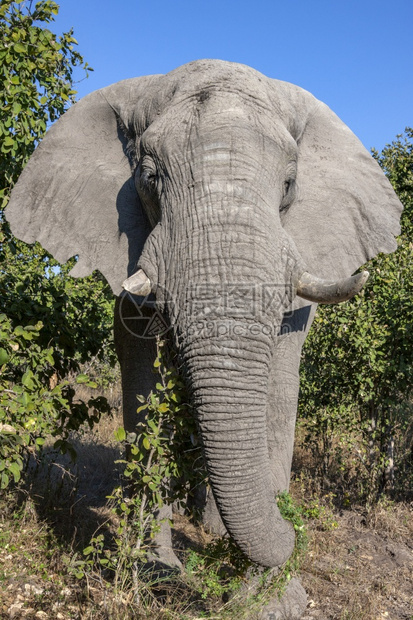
[135,160,158,197]
[135,160,161,226]
[141,170,157,193]
[280,177,296,212]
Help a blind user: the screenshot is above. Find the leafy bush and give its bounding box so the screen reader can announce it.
[0,2,115,490]
[0,0,114,374]
[0,0,92,198]
[0,313,110,489]
[112,339,205,560]
[299,129,413,501]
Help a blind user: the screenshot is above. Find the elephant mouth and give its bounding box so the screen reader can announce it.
[122,266,370,305]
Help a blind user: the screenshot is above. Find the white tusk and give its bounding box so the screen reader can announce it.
[122,269,152,296]
[296,270,369,304]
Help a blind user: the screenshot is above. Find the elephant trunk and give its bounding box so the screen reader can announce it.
[181,328,295,568]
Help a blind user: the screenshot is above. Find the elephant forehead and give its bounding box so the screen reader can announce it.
[158,60,313,144]
[164,59,272,102]
[146,99,293,161]
[143,80,274,143]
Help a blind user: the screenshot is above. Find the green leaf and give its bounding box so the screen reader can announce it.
[148,418,159,433]
[114,427,126,442]
[21,370,34,389]
[76,374,89,384]
[8,462,21,483]
[1,472,10,489]
[0,348,9,365]
[13,42,26,53]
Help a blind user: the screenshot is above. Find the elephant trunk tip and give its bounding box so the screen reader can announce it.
[295,269,369,304]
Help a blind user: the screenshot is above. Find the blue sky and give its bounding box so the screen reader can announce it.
[51,0,412,152]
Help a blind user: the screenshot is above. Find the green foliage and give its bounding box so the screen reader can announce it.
[0,2,114,491]
[276,492,308,578]
[299,128,413,501]
[186,494,308,614]
[185,542,246,601]
[0,246,117,375]
[299,491,339,531]
[64,339,203,583]
[0,1,114,375]
[0,313,110,490]
[0,0,92,199]
[113,338,206,560]
[63,533,110,580]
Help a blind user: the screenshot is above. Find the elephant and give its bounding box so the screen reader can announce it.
[6,59,403,572]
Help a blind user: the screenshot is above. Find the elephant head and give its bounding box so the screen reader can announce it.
[6,60,402,568]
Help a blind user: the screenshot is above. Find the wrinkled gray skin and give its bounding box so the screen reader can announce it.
[6,61,402,573]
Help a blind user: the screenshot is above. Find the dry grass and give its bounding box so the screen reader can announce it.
[293,487,413,619]
[0,403,412,619]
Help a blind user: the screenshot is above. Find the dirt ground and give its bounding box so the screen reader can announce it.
[300,506,413,619]
[1,410,412,619]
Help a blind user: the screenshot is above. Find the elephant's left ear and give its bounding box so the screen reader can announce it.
[282,98,403,280]
[6,76,161,295]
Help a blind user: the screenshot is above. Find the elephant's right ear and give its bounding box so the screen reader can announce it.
[6,76,161,295]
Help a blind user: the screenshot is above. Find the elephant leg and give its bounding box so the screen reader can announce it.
[267,302,316,494]
[114,296,159,432]
[114,296,182,570]
[267,337,302,494]
[201,485,228,536]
